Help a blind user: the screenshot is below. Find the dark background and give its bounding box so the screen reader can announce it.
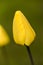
[0,0,43,65]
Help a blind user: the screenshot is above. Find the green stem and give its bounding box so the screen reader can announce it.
[25,45,34,65]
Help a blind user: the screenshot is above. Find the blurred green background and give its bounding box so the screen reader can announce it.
[0,0,43,65]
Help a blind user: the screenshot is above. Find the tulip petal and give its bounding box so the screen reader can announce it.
[0,25,10,46]
[17,11,36,46]
[13,11,25,45]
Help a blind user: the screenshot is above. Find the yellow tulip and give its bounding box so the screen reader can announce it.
[0,25,10,46]
[13,11,36,46]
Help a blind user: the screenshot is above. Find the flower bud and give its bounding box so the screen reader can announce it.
[13,11,36,46]
[0,25,10,46]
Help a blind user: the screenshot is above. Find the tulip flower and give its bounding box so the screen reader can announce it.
[0,25,10,46]
[13,10,36,65]
[13,11,36,46]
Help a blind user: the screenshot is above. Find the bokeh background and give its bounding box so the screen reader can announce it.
[0,0,43,65]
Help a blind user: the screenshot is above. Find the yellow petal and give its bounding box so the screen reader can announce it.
[0,25,10,46]
[18,11,36,46]
[13,11,25,45]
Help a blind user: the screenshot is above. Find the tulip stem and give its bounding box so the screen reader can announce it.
[25,45,34,65]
